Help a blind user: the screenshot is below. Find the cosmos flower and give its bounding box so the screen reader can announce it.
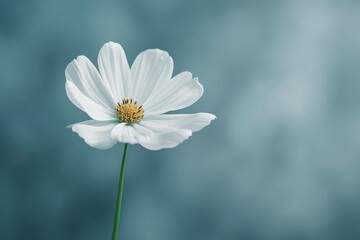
[65,42,216,150]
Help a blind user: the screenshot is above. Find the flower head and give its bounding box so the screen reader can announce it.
[65,42,216,150]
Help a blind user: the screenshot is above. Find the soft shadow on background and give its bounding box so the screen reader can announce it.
[1,0,360,239]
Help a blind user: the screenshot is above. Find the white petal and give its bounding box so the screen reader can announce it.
[70,120,118,150]
[130,49,173,104]
[110,123,151,144]
[65,81,116,121]
[143,113,216,132]
[110,123,127,142]
[143,72,204,115]
[138,120,192,150]
[65,55,115,108]
[98,42,131,101]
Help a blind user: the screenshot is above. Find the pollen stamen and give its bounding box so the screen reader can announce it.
[115,98,144,123]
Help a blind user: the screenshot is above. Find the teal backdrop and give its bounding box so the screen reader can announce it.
[1,0,360,239]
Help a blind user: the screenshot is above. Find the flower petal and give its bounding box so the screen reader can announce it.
[143,72,204,115]
[65,55,115,108]
[65,81,116,121]
[110,123,127,142]
[143,113,216,132]
[98,42,131,102]
[130,49,173,104]
[70,120,118,150]
[110,123,152,144]
[138,119,192,150]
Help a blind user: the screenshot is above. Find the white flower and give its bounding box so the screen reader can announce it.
[65,42,216,150]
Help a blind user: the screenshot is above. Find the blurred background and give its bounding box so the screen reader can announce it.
[1,0,360,239]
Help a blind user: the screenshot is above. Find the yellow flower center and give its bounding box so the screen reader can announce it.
[115,98,144,123]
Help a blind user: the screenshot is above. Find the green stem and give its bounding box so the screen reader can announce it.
[112,143,129,240]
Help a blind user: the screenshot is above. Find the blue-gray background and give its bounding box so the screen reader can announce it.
[1,0,360,239]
